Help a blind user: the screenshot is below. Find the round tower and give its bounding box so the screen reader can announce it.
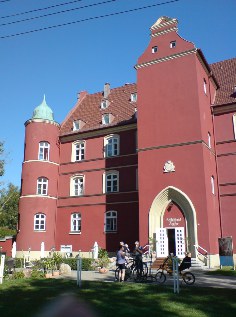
[16,96,60,258]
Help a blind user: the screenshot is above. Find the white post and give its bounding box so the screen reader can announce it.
[0,254,6,284]
[93,242,98,259]
[12,241,16,258]
[172,257,180,294]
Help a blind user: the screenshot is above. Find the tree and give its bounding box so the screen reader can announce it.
[0,141,5,176]
[0,183,20,237]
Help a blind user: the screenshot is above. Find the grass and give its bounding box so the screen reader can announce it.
[0,278,236,317]
[205,267,236,277]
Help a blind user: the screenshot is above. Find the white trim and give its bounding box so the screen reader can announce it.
[37,177,48,195]
[135,49,197,69]
[232,114,236,139]
[151,27,178,38]
[20,195,57,200]
[34,213,46,231]
[38,141,50,161]
[105,210,117,232]
[149,186,198,257]
[71,140,85,162]
[211,176,215,195]
[23,160,59,166]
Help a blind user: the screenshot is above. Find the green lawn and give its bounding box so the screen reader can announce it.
[205,267,236,277]
[0,278,236,317]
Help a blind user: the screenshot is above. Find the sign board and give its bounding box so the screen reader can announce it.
[218,237,234,267]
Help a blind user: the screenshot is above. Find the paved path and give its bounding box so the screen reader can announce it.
[59,269,236,289]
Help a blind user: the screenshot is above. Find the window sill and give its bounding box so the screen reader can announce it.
[105,231,117,234]
[34,230,46,232]
[69,231,81,235]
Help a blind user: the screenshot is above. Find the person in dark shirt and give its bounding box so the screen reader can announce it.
[133,241,143,276]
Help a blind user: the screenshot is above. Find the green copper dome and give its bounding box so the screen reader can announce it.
[32,95,54,121]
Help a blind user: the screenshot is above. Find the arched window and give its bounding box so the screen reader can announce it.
[34,213,46,231]
[104,135,119,157]
[208,132,211,148]
[38,142,50,160]
[105,211,117,232]
[233,114,236,139]
[104,171,119,193]
[70,175,84,196]
[71,213,81,232]
[37,177,48,195]
[211,176,215,195]
[72,141,85,162]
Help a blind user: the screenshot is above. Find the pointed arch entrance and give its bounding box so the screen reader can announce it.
[149,186,198,257]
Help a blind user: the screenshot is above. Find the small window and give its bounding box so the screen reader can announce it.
[152,46,158,53]
[71,176,84,196]
[211,176,215,195]
[101,100,108,109]
[105,211,117,232]
[73,120,80,131]
[131,93,137,102]
[170,41,176,48]
[71,213,81,232]
[104,172,119,193]
[38,142,50,160]
[102,114,110,125]
[208,132,211,148]
[34,213,46,231]
[37,177,48,195]
[203,79,207,95]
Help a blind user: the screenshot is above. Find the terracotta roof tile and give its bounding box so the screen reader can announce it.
[211,58,236,106]
[60,83,137,136]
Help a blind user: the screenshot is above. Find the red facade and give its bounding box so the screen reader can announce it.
[16,17,236,265]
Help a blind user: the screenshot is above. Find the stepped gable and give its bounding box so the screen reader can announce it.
[60,83,137,135]
[211,57,236,106]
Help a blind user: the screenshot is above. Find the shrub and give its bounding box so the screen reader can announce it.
[30,269,45,279]
[12,271,25,279]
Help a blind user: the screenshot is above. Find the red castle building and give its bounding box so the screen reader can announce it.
[16,17,236,267]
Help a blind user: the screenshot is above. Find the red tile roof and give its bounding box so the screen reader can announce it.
[60,83,137,135]
[211,58,236,106]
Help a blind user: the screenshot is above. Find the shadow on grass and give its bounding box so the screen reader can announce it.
[0,278,236,317]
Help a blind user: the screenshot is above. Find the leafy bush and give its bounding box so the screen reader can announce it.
[12,271,25,279]
[30,269,45,279]
[0,227,16,238]
[61,257,93,271]
[62,258,77,270]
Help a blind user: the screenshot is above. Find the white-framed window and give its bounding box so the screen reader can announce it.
[203,79,207,95]
[34,213,46,231]
[104,135,119,157]
[131,93,137,102]
[73,120,80,131]
[71,213,81,232]
[101,100,108,109]
[170,41,176,48]
[152,46,158,53]
[70,175,84,196]
[232,114,236,139]
[102,114,110,125]
[104,171,119,193]
[211,176,215,195]
[37,177,48,195]
[72,141,85,162]
[105,211,117,232]
[60,245,72,253]
[38,142,50,160]
[208,132,211,148]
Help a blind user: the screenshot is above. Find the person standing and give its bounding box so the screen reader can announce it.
[116,245,126,282]
[133,241,143,276]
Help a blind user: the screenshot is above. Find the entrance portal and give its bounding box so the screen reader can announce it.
[156,227,185,258]
[167,228,176,255]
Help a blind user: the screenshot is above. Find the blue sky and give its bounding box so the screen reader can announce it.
[0,0,235,187]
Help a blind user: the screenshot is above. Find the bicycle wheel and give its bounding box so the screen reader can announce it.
[114,267,119,281]
[182,272,195,285]
[155,271,166,284]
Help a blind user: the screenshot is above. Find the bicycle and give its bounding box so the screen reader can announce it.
[115,256,148,282]
[154,255,196,285]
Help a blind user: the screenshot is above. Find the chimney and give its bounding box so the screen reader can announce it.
[103,83,110,98]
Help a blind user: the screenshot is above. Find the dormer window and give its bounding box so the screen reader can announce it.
[102,114,110,125]
[152,46,158,53]
[73,119,85,131]
[101,100,108,109]
[73,120,80,131]
[170,41,176,48]
[131,93,137,102]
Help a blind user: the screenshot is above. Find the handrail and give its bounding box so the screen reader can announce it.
[194,244,210,268]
